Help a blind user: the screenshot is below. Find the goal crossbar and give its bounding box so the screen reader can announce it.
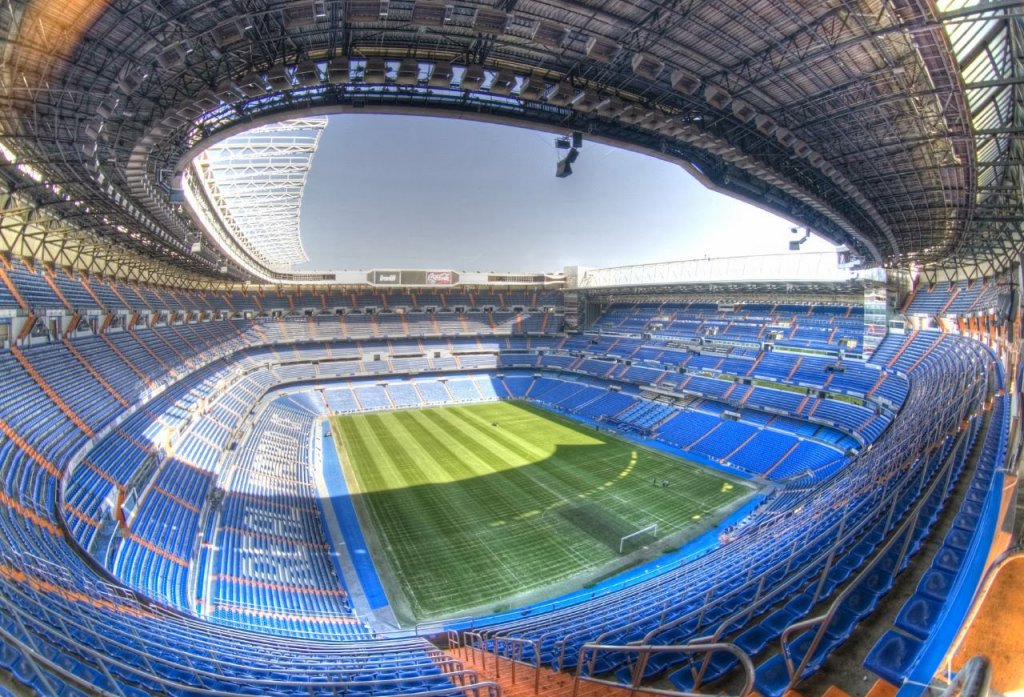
[619,523,658,554]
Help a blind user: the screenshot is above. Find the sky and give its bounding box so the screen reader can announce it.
[297,114,838,273]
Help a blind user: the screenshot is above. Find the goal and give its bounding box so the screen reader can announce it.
[619,523,659,554]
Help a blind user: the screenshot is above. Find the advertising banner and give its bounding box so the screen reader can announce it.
[366,269,459,286]
[425,270,453,286]
[371,270,401,285]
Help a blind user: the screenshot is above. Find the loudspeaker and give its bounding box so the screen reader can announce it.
[997,289,1018,323]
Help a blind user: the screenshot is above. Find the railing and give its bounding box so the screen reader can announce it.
[943,546,1024,685]
[939,656,991,697]
[0,329,999,691]
[0,584,499,697]
[774,427,968,691]
[574,642,754,697]
[451,629,544,694]
[568,415,966,697]
[467,338,992,684]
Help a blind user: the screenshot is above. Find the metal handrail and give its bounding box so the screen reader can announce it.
[626,424,961,658]
[491,635,543,694]
[940,655,991,697]
[573,642,755,697]
[774,425,970,690]
[0,622,501,697]
[507,366,970,675]
[447,343,976,653]
[0,573,461,685]
[0,330,997,697]
[450,629,543,693]
[944,546,1024,679]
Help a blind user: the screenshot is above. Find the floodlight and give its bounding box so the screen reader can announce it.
[554,145,579,177]
[788,226,811,250]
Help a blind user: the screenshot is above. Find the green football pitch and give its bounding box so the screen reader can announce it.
[330,400,753,621]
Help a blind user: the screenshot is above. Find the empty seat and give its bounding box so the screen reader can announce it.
[933,545,965,573]
[668,651,738,691]
[754,654,792,697]
[734,623,775,657]
[864,630,923,685]
[917,568,956,602]
[894,595,943,639]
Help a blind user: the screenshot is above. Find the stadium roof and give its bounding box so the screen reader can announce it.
[187,117,326,277]
[0,0,1020,286]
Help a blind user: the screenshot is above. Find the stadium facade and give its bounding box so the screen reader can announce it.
[0,1,1021,697]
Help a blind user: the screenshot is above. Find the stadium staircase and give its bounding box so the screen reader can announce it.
[884,331,918,369]
[905,333,945,374]
[62,340,130,408]
[127,327,176,375]
[444,641,903,697]
[444,644,635,697]
[763,442,802,479]
[275,315,292,341]
[129,286,156,314]
[785,357,804,382]
[10,345,93,437]
[41,271,72,311]
[167,323,202,355]
[0,258,29,311]
[899,285,919,314]
[937,288,960,317]
[746,352,766,376]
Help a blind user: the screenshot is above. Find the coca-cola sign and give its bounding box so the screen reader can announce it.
[426,271,453,286]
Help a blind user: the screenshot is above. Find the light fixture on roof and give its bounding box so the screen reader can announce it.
[789,226,811,251]
[555,132,583,178]
[555,147,579,178]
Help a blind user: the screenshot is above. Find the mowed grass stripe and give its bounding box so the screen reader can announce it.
[332,401,749,620]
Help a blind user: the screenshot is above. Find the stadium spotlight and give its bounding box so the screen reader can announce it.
[554,132,582,177]
[789,226,811,251]
[556,147,580,178]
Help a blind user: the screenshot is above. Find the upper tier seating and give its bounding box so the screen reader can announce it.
[590,301,863,354]
[905,279,1001,317]
[0,261,564,315]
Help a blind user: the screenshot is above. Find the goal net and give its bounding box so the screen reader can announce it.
[619,523,659,554]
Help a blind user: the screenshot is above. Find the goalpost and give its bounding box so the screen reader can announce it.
[619,523,658,554]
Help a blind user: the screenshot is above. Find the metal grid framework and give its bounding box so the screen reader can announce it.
[0,0,1020,286]
[192,117,326,273]
[578,251,868,287]
[934,0,1024,281]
